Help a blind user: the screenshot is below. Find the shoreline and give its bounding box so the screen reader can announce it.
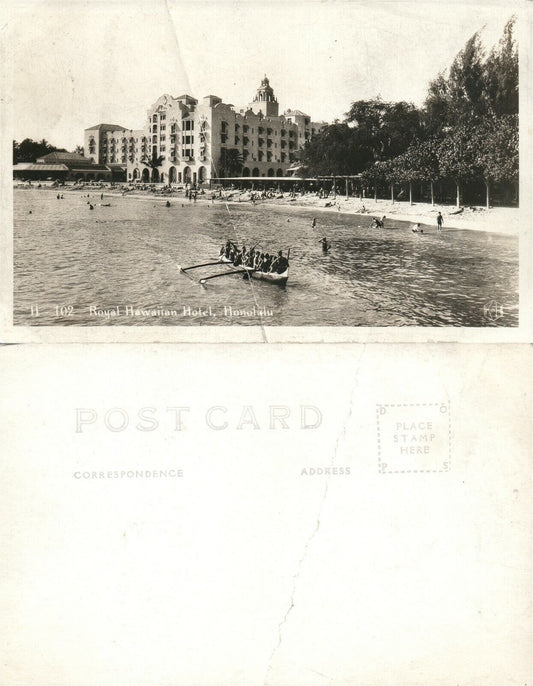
[223,194,519,235]
[14,182,519,235]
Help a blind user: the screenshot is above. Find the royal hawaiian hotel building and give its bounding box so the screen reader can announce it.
[84,77,326,185]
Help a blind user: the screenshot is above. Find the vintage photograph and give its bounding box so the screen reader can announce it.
[4,0,529,338]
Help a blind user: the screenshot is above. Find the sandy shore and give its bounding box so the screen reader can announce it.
[227,193,519,235]
[15,182,519,235]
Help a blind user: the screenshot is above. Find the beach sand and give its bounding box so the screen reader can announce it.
[16,182,519,235]
[233,194,519,235]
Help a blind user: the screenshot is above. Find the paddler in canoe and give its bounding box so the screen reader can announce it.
[270,250,289,274]
[219,241,288,274]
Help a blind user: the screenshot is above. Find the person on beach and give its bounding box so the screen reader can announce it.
[437,212,443,231]
[320,237,330,253]
[371,216,385,229]
[412,223,423,234]
[166,200,171,207]
[312,217,316,228]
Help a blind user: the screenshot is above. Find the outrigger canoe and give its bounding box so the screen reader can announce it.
[218,256,289,286]
[178,253,289,287]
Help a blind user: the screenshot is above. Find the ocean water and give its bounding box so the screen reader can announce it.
[13,189,518,327]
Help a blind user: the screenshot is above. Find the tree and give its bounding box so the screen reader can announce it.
[218,148,243,177]
[475,114,518,207]
[484,16,518,116]
[424,72,451,135]
[140,151,164,181]
[360,160,390,201]
[447,32,488,124]
[438,125,483,207]
[390,150,419,205]
[73,145,84,156]
[423,31,487,132]
[300,123,360,176]
[13,138,65,164]
[345,98,421,163]
[400,138,441,205]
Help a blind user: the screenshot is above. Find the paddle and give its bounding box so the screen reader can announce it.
[179,261,224,272]
[200,269,252,284]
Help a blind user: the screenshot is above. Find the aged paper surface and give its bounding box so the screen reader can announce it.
[1,343,531,685]
[1,1,532,684]
[1,0,532,342]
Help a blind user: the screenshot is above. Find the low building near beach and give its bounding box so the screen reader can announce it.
[12,151,115,182]
[84,76,327,186]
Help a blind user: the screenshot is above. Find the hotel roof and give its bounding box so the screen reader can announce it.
[284,109,309,117]
[37,152,93,164]
[85,123,127,132]
[13,163,69,171]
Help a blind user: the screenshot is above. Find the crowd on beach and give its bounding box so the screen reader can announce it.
[15,178,517,235]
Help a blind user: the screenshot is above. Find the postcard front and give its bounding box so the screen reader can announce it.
[1,0,531,342]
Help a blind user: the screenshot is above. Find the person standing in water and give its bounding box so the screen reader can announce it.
[320,237,330,253]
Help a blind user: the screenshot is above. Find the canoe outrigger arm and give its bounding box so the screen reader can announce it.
[199,269,252,284]
[179,261,225,272]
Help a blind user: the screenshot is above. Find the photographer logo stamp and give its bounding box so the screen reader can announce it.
[483,300,504,321]
[376,403,451,474]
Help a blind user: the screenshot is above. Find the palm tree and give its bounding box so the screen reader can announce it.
[140,151,165,182]
[219,148,243,178]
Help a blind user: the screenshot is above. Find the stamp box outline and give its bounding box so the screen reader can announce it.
[376,402,452,474]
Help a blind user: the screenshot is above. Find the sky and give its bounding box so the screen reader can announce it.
[5,0,520,151]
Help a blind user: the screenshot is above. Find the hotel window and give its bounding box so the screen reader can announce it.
[160,125,166,131]
[152,125,157,133]
[160,113,166,120]
[153,114,158,122]
[152,135,157,144]
[184,120,194,131]
[243,125,249,133]
[160,145,166,151]
[160,135,166,141]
